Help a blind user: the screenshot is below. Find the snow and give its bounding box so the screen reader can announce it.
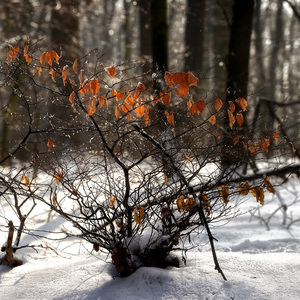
[1,177,300,299]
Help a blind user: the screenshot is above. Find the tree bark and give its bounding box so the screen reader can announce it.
[138,0,152,74]
[150,0,168,74]
[222,0,254,165]
[184,0,206,73]
[226,0,254,101]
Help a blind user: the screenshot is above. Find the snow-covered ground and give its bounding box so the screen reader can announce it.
[1,176,300,300]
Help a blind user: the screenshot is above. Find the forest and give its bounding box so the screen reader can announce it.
[0,1,300,299]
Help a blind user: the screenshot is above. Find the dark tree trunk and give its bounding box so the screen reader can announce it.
[223,0,254,165]
[50,0,79,62]
[184,0,206,73]
[150,0,168,74]
[209,0,233,96]
[138,0,152,74]
[226,0,254,101]
[253,0,266,85]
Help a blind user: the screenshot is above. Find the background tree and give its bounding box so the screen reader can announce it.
[184,0,206,74]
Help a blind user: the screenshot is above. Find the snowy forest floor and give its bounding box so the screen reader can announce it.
[1,175,300,300]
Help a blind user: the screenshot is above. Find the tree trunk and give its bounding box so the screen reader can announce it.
[50,0,79,62]
[138,0,152,74]
[150,0,168,74]
[226,0,254,101]
[223,0,254,165]
[184,0,206,73]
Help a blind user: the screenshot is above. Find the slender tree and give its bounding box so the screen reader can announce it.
[226,0,254,102]
[138,0,152,74]
[150,0,168,74]
[223,0,254,165]
[184,0,206,73]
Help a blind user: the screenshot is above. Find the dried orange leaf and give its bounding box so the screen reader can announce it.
[236,113,244,127]
[40,52,47,66]
[164,175,168,184]
[176,195,195,212]
[122,103,131,114]
[125,92,135,106]
[263,176,275,194]
[79,80,89,95]
[165,111,175,126]
[250,186,264,205]
[109,196,116,207]
[69,91,75,105]
[179,84,189,98]
[73,58,78,73]
[233,136,240,145]
[238,181,250,196]
[134,207,144,224]
[291,143,296,153]
[105,66,116,78]
[135,105,145,118]
[37,65,42,76]
[111,90,118,100]
[24,45,32,65]
[228,110,235,129]
[52,194,57,206]
[61,65,68,85]
[260,137,270,153]
[87,97,97,116]
[215,98,223,112]
[55,173,62,184]
[190,100,205,115]
[219,185,229,205]
[79,70,83,84]
[117,92,125,100]
[47,139,55,151]
[21,176,31,190]
[236,98,247,111]
[49,67,56,81]
[89,79,100,96]
[208,115,216,125]
[115,105,122,119]
[98,95,106,108]
[133,82,146,101]
[273,132,279,141]
[46,51,60,66]
[229,101,236,113]
[162,90,171,107]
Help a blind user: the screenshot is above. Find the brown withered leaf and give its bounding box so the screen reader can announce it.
[250,186,265,205]
[228,110,235,129]
[215,98,223,112]
[219,185,229,205]
[105,66,116,78]
[208,115,216,125]
[134,207,144,225]
[236,113,244,127]
[73,58,78,73]
[273,132,279,141]
[21,176,31,190]
[55,173,62,184]
[165,111,175,126]
[236,98,247,111]
[263,176,276,194]
[229,101,236,113]
[237,181,250,196]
